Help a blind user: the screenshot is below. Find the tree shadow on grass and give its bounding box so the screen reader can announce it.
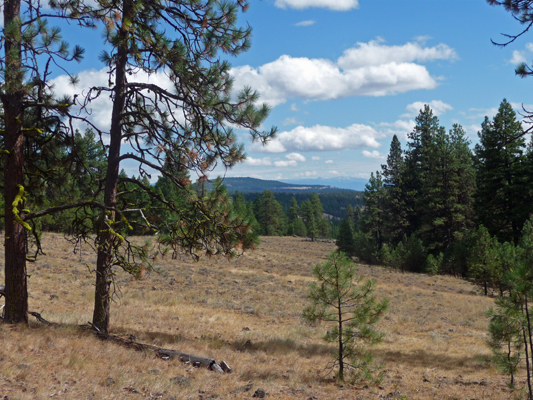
[112,325,335,358]
[230,337,334,357]
[110,325,486,373]
[112,326,187,345]
[374,348,489,372]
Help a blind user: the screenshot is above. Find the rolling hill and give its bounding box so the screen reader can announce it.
[205,177,364,219]
[210,177,356,194]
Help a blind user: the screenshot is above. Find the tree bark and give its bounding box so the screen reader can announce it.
[337,272,344,382]
[92,0,132,333]
[2,0,28,325]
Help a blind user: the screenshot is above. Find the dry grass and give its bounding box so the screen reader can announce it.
[0,234,517,399]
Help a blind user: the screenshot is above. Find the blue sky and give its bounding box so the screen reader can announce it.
[51,0,533,187]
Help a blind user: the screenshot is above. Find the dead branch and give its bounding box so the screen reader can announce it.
[29,311,55,326]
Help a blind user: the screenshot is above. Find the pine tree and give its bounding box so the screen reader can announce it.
[336,218,355,256]
[288,196,300,224]
[403,105,442,237]
[362,172,386,249]
[419,123,475,252]
[353,205,363,232]
[474,99,528,243]
[449,124,476,237]
[485,217,533,398]
[310,193,329,238]
[86,0,275,332]
[229,192,260,242]
[311,193,324,221]
[304,251,388,383]
[1,0,91,323]
[254,190,286,236]
[345,205,355,229]
[381,135,408,245]
[301,199,319,241]
[261,190,278,235]
[467,226,502,295]
[318,218,330,239]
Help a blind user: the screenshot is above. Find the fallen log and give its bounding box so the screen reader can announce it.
[220,360,233,373]
[88,323,228,373]
[156,348,216,370]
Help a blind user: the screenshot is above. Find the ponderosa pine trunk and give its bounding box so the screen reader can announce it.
[337,292,344,381]
[2,0,28,324]
[92,0,132,333]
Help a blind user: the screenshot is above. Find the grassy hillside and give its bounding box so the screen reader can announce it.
[0,234,513,399]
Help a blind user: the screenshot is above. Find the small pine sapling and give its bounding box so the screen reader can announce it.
[303,251,389,383]
[485,218,533,399]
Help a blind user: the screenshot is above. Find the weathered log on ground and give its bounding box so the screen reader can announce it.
[88,323,226,373]
[156,348,216,370]
[220,360,233,373]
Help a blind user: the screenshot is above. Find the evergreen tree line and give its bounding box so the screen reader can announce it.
[337,99,533,289]
[233,190,344,240]
[238,191,364,220]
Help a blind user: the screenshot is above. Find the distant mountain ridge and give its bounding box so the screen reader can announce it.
[279,177,369,192]
[206,177,363,219]
[215,177,358,193]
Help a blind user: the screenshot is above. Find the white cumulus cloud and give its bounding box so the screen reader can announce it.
[325,160,334,164]
[275,0,358,11]
[508,43,533,65]
[283,117,303,126]
[378,119,416,141]
[244,157,272,166]
[274,160,298,167]
[250,123,383,153]
[401,100,453,118]
[286,153,307,162]
[509,50,527,65]
[337,39,458,69]
[362,150,386,159]
[272,153,306,168]
[231,39,457,106]
[467,107,499,120]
